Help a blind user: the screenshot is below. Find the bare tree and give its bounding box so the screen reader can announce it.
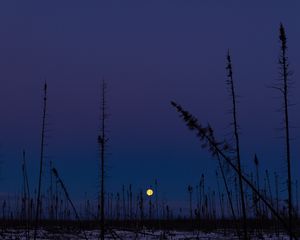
[187,185,193,219]
[171,101,298,239]
[129,184,133,220]
[139,190,144,221]
[52,168,88,240]
[276,23,293,239]
[34,83,48,240]
[98,79,109,240]
[254,154,261,217]
[226,52,248,239]
[21,150,30,239]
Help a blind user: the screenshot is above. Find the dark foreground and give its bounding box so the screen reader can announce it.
[0,219,299,239]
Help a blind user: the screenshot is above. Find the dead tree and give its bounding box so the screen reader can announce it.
[276,23,293,238]
[129,184,133,220]
[52,168,88,240]
[216,171,224,219]
[148,195,152,220]
[199,174,205,219]
[254,154,261,217]
[171,101,298,239]
[33,83,48,240]
[139,190,144,221]
[226,51,248,239]
[98,79,109,240]
[21,150,30,218]
[275,172,280,236]
[154,179,159,219]
[187,185,193,219]
[116,193,120,220]
[296,180,299,218]
[21,150,30,239]
[265,170,274,212]
[49,160,54,220]
[215,152,240,237]
[122,185,126,219]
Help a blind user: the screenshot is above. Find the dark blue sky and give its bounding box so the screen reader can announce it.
[0,1,300,207]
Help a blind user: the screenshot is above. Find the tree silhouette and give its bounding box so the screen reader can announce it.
[171,101,298,239]
[278,23,293,239]
[33,83,48,240]
[226,51,248,239]
[98,79,109,240]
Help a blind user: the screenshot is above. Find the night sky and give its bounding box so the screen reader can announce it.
[0,1,300,208]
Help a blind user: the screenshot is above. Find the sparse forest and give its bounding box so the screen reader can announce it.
[0,6,299,240]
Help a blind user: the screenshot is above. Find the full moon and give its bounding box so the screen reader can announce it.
[146,188,154,196]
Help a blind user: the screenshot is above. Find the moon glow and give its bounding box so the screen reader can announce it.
[146,188,154,196]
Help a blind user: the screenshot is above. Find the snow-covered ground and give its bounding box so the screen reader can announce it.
[0,228,290,239]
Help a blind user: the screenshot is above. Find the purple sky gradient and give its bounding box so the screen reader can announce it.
[0,1,300,207]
